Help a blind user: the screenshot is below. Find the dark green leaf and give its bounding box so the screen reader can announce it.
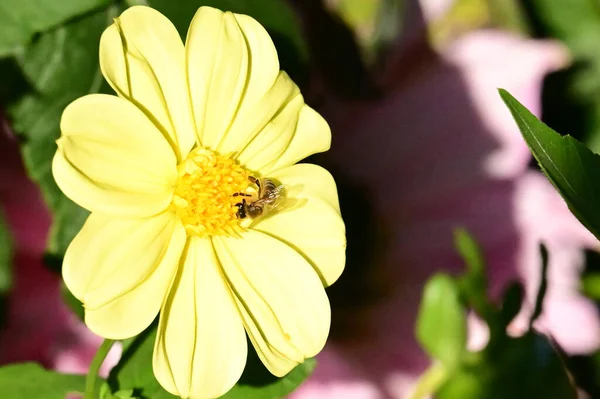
[7,7,118,257]
[530,244,549,327]
[521,1,600,152]
[220,348,315,399]
[499,89,600,241]
[147,0,308,83]
[108,327,176,399]
[0,362,87,399]
[0,0,111,57]
[110,325,315,399]
[498,282,523,328]
[416,273,467,369]
[101,382,138,399]
[437,333,577,399]
[453,229,500,333]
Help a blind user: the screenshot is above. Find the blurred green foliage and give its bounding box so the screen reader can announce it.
[417,274,467,371]
[429,0,528,47]
[332,0,404,62]
[510,2,600,395]
[501,88,600,398]
[523,0,600,152]
[0,362,92,398]
[0,0,111,57]
[7,8,109,258]
[414,230,576,399]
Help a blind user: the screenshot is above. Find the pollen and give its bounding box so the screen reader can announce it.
[172,147,250,237]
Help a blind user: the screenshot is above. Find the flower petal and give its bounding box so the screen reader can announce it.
[63,211,185,339]
[252,164,346,286]
[53,94,177,217]
[265,105,332,173]
[231,72,304,172]
[100,5,195,160]
[214,230,331,376]
[186,7,250,149]
[154,237,247,399]
[186,7,285,151]
[186,7,329,171]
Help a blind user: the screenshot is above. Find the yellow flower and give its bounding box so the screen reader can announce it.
[52,5,346,399]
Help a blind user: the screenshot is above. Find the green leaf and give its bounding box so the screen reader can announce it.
[582,272,600,300]
[499,89,600,241]
[437,333,577,399]
[7,6,118,257]
[220,349,315,399]
[416,273,467,369]
[454,228,485,281]
[498,282,523,328]
[0,362,87,398]
[109,325,315,399]
[0,211,12,325]
[0,212,12,295]
[147,0,308,82]
[108,327,177,399]
[530,244,549,327]
[0,0,111,57]
[454,228,488,308]
[101,382,138,399]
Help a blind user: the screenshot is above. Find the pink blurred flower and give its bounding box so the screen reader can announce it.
[291,1,599,399]
[0,123,120,376]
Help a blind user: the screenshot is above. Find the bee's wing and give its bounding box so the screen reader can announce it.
[268,185,308,214]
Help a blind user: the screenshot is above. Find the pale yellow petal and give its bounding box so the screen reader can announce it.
[186,7,324,171]
[100,5,195,160]
[63,212,185,339]
[252,164,346,286]
[154,237,247,399]
[231,72,304,172]
[266,105,332,173]
[203,12,282,151]
[214,230,331,376]
[185,7,249,149]
[53,94,177,217]
[221,74,330,173]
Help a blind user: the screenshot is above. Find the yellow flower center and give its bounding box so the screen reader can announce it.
[172,147,250,237]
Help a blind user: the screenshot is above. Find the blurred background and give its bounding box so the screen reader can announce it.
[3,0,600,398]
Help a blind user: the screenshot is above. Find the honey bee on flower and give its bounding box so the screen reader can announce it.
[53,5,346,399]
[233,176,285,220]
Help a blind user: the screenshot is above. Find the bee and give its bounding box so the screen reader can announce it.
[233,176,284,219]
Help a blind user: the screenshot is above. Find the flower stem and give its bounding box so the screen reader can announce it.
[84,339,115,399]
[408,362,448,399]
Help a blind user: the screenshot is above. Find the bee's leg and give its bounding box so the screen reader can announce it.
[248,175,260,189]
[232,192,252,197]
